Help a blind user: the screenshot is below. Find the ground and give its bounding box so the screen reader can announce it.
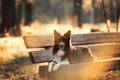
[0,37,41,80]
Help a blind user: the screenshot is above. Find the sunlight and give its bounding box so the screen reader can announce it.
[0,0,120,79]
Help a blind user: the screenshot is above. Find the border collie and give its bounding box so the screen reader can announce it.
[48,30,95,72]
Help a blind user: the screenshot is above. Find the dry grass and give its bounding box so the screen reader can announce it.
[0,37,26,62]
[21,21,119,36]
[0,37,41,79]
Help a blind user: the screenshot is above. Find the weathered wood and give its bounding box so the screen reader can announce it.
[39,59,120,80]
[72,33,120,45]
[23,32,120,48]
[29,49,52,63]
[23,35,53,48]
[88,43,120,56]
[29,43,120,63]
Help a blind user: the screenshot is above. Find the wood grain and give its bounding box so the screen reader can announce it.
[23,35,53,48]
[23,32,120,48]
[29,49,52,63]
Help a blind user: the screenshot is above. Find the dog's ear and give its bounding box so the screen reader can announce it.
[54,30,61,43]
[64,30,71,38]
[54,30,61,38]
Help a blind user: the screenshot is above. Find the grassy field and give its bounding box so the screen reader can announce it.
[0,37,42,80]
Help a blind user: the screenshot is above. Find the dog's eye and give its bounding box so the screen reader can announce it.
[63,38,65,41]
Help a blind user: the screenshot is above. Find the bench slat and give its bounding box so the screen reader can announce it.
[29,49,52,63]
[39,59,120,80]
[23,32,120,48]
[23,35,53,48]
[29,43,120,63]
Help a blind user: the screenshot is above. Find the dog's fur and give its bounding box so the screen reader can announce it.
[48,30,95,72]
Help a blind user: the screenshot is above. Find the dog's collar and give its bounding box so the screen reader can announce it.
[51,61,57,64]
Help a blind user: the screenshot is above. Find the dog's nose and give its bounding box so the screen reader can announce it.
[60,42,64,48]
[60,44,63,48]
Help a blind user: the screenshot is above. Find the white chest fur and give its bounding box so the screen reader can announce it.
[48,49,69,72]
[57,50,65,56]
[53,50,65,63]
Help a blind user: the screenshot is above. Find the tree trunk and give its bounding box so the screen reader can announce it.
[73,0,82,27]
[25,2,33,25]
[0,0,18,36]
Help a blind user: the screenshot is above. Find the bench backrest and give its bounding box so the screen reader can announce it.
[23,32,120,63]
[23,32,120,48]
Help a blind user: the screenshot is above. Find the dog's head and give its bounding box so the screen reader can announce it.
[53,30,71,54]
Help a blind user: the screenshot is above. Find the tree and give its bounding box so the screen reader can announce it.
[0,0,20,37]
[73,0,82,27]
[25,2,33,25]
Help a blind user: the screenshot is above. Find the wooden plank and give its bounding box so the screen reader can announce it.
[72,32,120,45]
[39,59,120,80]
[29,43,120,63]
[23,35,53,48]
[39,66,49,78]
[29,49,53,63]
[23,32,120,48]
[88,43,120,56]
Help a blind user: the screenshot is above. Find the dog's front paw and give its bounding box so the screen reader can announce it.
[48,66,52,72]
[53,64,60,71]
[48,62,54,72]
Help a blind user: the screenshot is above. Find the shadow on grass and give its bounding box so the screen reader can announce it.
[0,56,31,71]
[0,56,40,79]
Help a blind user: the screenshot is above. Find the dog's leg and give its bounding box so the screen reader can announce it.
[53,59,70,71]
[48,62,56,72]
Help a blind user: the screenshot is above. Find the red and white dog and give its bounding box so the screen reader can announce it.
[48,30,95,72]
[48,30,71,72]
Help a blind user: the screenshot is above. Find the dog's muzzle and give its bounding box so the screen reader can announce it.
[59,42,65,50]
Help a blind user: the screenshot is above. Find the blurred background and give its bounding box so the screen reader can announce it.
[0,0,119,79]
[0,0,119,36]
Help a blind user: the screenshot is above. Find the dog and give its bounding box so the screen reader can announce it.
[48,30,95,72]
[48,30,71,72]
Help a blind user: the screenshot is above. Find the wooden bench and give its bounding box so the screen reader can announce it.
[23,32,120,80]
